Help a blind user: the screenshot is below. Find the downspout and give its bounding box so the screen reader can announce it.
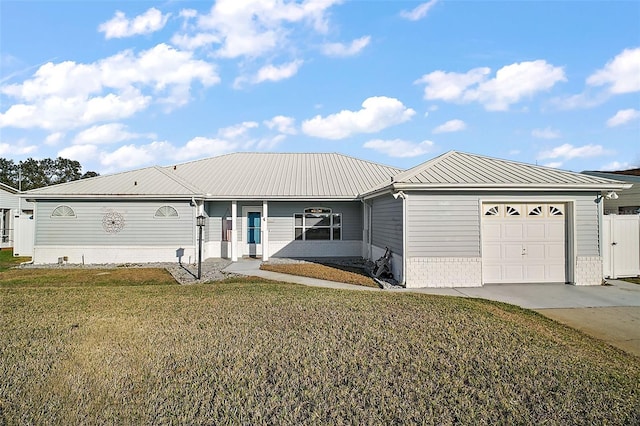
[393,190,407,287]
[360,198,372,260]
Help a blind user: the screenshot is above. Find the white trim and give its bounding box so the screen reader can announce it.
[33,245,196,265]
[262,200,269,261]
[242,205,263,258]
[231,201,238,261]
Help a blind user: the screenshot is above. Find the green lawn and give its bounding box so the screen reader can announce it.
[1,272,639,424]
[0,249,29,272]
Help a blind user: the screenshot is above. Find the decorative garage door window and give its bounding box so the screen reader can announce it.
[51,205,76,218]
[155,205,179,218]
[103,211,125,234]
[294,208,342,241]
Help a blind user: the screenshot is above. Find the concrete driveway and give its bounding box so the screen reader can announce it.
[410,280,640,356]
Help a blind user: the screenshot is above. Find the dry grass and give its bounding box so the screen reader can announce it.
[1,272,639,424]
[0,267,175,288]
[260,262,378,287]
[0,249,30,272]
[622,277,640,285]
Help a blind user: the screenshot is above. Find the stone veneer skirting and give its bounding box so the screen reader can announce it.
[574,256,603,286]
[406,257,482,288]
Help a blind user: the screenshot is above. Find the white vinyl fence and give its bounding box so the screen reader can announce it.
[603,214,640,279]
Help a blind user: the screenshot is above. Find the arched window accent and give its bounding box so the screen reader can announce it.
[528,205,543,216]
[484,205,499,216]
[506,205,521,216]
[51,205,76,218]
[549,205,564,216]
[155,205,179,218]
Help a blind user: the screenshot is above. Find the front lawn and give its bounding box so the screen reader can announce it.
[261,261,378,287]
[1,273,638,424]
[0,249,30,272]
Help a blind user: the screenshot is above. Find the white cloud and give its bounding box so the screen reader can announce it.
[73,123,155,145]
[587,47,640,94]
[254,60,303,83]
[543,161,563,169]
[433,119,466,134]
[321,36,371,57]
[363,139,434,158]
[400,0,439,21]
[255,134,286,150]
[174,0,341,59]
[99,141,173,169]
[607,108,640,127]
[98,8,170,39]
[0,140,38,156]
[218,121,259,139]
[0,44,219,130]
[532,127,561,139]
[57,144,99,163]
[44,132,64,145]
[264,115,296,135]
[538,143,610,161]
[302,96,415,139]
[175,137,238,161]
[416,60,566,111]
[601,160,631,171]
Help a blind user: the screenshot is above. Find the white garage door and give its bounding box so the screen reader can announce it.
[482,203,566,284]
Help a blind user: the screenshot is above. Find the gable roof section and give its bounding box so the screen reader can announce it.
[365,151,632,196]
[26,166,202,199]
[582,170,640,184]
[0,182,18,194]
[165,152,400,199]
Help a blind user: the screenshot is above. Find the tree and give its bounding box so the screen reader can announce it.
[0,157,99,191]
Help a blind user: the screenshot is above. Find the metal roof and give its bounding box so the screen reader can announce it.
[26,166,202,199]
[26,153,400,200]
[582,171,640,184]
[165,152,400,199]
[364,151,632,195]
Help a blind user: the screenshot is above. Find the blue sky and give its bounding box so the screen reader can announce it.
[1,0,639,175]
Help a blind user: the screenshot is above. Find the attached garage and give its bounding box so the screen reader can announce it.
[482,203,566,284]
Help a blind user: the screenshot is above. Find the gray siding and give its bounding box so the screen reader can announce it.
[407,193,480,257]
[35,200,194,246]
[0,188,19,210]
[371,194,403,256]
[575,194,600,257]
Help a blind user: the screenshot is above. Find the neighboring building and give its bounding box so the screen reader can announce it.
[25,151,630,288]
[582,169,640,215]
[0,182,34,254]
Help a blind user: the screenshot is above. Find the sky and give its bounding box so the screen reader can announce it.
[0,0,639,176]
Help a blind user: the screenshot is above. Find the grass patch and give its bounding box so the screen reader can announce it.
[260,262,378,287]
[0,267,176,288]
[1,274,639,424]
[0,249,30,272]
[622,277,640,285]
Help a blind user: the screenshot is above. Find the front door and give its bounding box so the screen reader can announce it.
[244,208,262,257]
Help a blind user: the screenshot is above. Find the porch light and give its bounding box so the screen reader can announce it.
[196,214,206,279]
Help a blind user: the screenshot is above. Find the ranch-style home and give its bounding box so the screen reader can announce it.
[24,151,631,288]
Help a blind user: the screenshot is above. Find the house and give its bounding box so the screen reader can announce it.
[0,182,34,255]
[24,151,630,288]
[582,169,640,215]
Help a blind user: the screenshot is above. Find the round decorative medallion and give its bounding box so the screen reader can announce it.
[102,211,125,234]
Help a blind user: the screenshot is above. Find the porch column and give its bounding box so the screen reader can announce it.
[262,200,269,261]
[231,201,238,262]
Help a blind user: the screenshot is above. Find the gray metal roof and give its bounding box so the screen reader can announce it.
[27,166,202,199]
[26,153,400,200]
[165,152,400,199]
[364,151,632,195]
[582,171,640,184]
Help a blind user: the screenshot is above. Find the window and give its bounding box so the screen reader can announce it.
[294,208,341,241]
[51,205,76,218]
[155,205,179,218]
[484,205,499,216]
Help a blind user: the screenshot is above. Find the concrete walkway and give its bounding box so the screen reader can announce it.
[224,259,640,356]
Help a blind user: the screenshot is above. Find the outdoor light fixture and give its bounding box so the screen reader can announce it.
[605,191,619,200]
[196,214,206,280]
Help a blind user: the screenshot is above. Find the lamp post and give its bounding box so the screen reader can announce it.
[196,214,206,280]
